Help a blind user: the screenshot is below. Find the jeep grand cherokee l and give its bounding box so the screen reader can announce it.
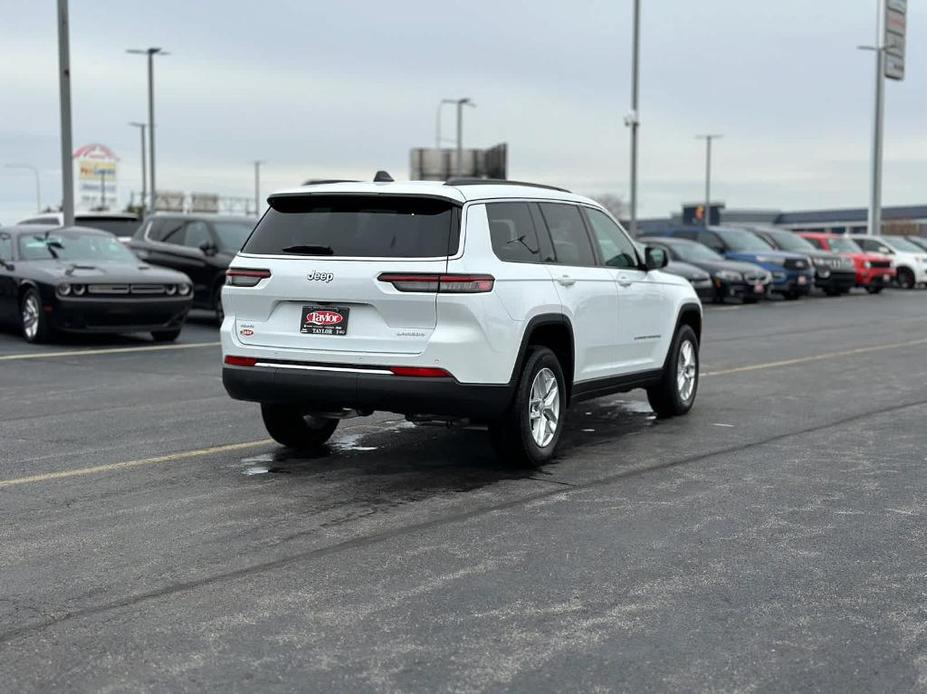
[221,177,702,466]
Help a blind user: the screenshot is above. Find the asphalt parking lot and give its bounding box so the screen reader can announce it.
[2,293,927,692]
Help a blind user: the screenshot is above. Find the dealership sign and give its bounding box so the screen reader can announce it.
[73,143,118,210]
[885,0,907,81]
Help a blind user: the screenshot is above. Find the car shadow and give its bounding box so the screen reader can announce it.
[232,398,659,509]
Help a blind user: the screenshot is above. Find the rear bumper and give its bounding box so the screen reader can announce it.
[223,364,514,419]
[50,297,191,333]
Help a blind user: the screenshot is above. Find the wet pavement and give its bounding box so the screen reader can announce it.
[1,291,926,692]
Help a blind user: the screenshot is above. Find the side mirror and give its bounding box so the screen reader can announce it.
[644,246,669,270]
[199,240,218,256]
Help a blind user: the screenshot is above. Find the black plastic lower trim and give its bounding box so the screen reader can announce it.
[223,365,514,419]
[571,369,663,403]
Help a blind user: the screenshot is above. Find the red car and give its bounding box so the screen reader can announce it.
[799,232,895,294]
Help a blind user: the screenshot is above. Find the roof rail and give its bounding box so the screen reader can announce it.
[302,179,359,185]
[444,177,571,193]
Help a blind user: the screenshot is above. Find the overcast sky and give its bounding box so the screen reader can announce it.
[1,0,924,223]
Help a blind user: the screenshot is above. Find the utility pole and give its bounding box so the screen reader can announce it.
[626,0,641,236]
[436,99,456,149]
[57,0,74,226]
[860,0,887,236]
[696,134,723,227]
[127,47,167,212]
[129,122,147,215]
[5,164,41,212]
[253,161,263,218]
[99,169,107,209]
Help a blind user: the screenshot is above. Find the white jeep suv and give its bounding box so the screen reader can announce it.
[221,176,702,465]
[848,234,927,289]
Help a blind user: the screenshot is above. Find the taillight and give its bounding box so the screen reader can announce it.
[226,268,271,287]
[389,366,452,378]
[377,273,494,293]
[224,355,258,367]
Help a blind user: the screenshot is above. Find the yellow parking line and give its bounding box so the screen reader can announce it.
[0,439,272,489]
[0,341,220,361]
[703,337,927,377]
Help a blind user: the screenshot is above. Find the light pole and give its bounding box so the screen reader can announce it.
[57,0,74,225]
[436,99,456,149]
[127,47,168,212]
[253,160,264,217]
[5,164,42,212]
[626,0,641,236]
[128,122,147,215]
[859,0,887,236]
[454,98,476,177]
[696,134,722,228]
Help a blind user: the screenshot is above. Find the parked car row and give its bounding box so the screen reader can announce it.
[646,223,924,302]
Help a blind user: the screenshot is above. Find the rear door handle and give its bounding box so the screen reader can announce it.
[556,275,576,287]
[617,277,632,287]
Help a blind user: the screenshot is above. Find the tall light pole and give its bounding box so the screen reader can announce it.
[128,122,147,215]
[859,0,887,236]
[454,98,476,177]
[696,134,723,228]
[626,0,641,236]
[253,160,264,217]
[5,164,42,212]
[127,47,167,212]
[57,0,74,226]
[436,99,456,149]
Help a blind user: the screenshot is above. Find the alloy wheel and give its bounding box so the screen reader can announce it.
[677,339,697,402]
[22,294,39,341]
[528,367,560,447]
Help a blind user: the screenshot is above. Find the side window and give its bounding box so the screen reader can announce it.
[0,233,11,260]
[805,237,824,250]
[486,202,543,263]
[537,203,596,266]
[855,238,877,252]
[697,230,723,251]
[182,221,212,249]
[583,208,639,269]
[159,219,188,245]
[675,229,698,241]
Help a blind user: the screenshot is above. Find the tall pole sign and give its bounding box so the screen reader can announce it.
[884,0,907,80]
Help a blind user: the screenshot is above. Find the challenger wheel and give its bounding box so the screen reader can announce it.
[261,405,339,449]
[647,325,699,418]
[489,347,565,468]
[20,289,51,344]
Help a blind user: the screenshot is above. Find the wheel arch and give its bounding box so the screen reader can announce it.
[510,313,575,401]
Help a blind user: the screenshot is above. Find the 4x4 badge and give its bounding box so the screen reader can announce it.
[306,271,334,283]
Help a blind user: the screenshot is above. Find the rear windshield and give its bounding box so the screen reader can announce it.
[243,195,460,257]
[77,217,141,237]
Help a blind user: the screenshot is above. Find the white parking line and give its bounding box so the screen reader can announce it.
[0,341,220,361]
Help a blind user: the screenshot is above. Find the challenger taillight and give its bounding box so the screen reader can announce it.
[377,273,494,293]
[226,268,271,287]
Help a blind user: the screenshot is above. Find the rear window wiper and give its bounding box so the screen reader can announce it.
[280,244,334,255]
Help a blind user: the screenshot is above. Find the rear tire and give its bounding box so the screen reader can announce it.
[213,284,225,323]
[897,267,915,289]
[865,285,883,295]
[647,325,699,418]
[489,347,566,468]
[742,297,759,304]
[151,328,182,342]
[261,405,339,449]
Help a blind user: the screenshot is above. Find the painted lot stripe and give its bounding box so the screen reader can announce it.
[0,439,272,489]
[2,337,927,489]
[0,341,220,361]
[702,337,927,377]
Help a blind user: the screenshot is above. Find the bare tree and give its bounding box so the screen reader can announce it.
[589,194,626,220]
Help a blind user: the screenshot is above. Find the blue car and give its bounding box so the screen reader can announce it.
[646,226,815,299]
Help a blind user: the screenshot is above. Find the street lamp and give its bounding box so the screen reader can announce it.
[626,0,641,236]
[435,98,457,149]
[57,0,74,225]
[127,47,168,212]
[128,122,147,215]
[696,134,723,228]
[453,98,476,177]
[5,164,42,212]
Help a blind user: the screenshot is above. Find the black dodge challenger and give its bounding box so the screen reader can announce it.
[0,225,193,343]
